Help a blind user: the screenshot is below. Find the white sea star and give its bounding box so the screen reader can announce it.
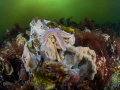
[42,28,73,51]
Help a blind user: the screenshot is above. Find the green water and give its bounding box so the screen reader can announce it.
[0,0,120,38]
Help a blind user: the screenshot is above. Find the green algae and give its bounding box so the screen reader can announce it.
[33,67,56,90]
[104,70,120,90]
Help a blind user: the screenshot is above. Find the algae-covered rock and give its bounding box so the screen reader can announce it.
[104,70,120,90]
[33,67,56,90]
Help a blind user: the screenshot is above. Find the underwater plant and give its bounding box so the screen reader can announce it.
[81,17,94,30]
[57,17,78,27]
[4,23,24,41]
[58,25,75,34]
[74,32,107,56]
[33,61,70,90]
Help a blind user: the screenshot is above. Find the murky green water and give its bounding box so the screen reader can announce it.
[0,0,120,38]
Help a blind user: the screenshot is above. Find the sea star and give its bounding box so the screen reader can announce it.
[42,28,73,51]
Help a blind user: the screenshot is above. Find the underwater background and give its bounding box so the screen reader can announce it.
[1,0,120,90]
[0,0,120,38]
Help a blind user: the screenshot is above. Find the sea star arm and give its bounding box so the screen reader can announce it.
[42,28,66,51]
[57,28,74,38]
[55,30,66,51]
[42,29,54,45]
